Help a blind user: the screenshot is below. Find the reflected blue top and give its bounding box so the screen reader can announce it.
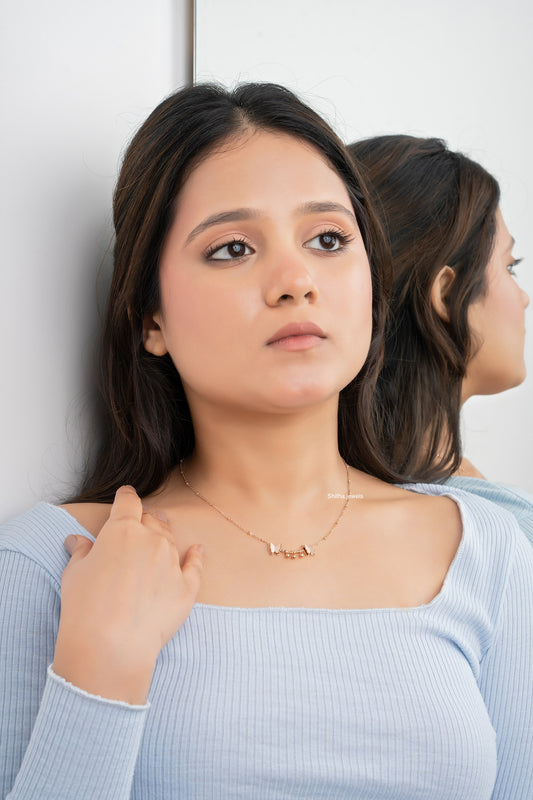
[445,476,533,545]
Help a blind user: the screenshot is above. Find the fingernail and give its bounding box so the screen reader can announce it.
[196,544,205,556]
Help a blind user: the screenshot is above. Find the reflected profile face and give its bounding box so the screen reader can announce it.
[462,208,529,400]
[144,129,373,415]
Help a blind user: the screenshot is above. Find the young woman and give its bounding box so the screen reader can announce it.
[1,86,532,800]
[349,135,533,542]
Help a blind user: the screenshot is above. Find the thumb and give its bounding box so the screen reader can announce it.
[64,534,93,561]
[181,544,205,596]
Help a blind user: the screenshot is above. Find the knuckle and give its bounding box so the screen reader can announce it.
[142,511,170,533]
[150,533,173,559]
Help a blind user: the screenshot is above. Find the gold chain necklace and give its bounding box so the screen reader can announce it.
[179,459,352,559]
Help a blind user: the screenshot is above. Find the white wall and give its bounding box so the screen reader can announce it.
[1,0,530,525]
[195,0,533,491]
[0,0,192,521]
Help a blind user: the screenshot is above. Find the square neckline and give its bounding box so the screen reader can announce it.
[44,484,467,614]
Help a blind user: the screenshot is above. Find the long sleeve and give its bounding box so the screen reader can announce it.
[0,537,148,799]
[477,530,533,799]
[2,493,531,799]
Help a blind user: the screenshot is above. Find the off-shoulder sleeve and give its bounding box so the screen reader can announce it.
[0,536,148,799]
[477,529,533,799]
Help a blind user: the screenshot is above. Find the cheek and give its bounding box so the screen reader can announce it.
[467,283,525,380]
[336,267,373,339]
[158,271,253,367]
[161,272,214,332]
[480,285,522,338]
[158,273,210,367]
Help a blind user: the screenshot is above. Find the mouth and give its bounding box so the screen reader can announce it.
[266,322,327,351]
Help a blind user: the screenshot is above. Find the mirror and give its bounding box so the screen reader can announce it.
[194,0,533,490]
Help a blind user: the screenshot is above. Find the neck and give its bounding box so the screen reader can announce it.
[181,396,347,508]
[453,457,486,479]
[428,391,484,479]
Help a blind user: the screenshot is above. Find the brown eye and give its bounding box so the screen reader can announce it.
[318,234,338,250]
[207,240,254,261]
[228,242,246,257]
[304,231,349,252]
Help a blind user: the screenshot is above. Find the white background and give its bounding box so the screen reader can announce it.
[1,0,531,524]
[0,0,192,521]
[196,0,533,491]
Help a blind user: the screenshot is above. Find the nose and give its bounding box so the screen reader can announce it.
[522,287,530,309]
[263,252,319,307]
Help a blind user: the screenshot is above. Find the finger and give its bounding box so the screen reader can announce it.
[180,544,205,596]
[141,519,174,548]
[141,508,168,524]
[109,485,143,522]
[64,534,93,561]
[140,509,172,541]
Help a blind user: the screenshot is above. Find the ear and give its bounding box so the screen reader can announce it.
[430,265,456,322]
[142,312,168,356]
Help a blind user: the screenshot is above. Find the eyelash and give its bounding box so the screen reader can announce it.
[203,228,354,261]
[307,228,355,252]
[204,237,251,261]
[508,257,523,276]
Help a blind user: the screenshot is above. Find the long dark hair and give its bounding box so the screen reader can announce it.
[73,83,399,502]
[348,135,500,482]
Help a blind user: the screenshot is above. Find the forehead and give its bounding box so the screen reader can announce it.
[173,130,352,225]
[493,207,514,252]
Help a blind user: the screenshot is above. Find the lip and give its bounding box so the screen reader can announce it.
[266,321,326,346]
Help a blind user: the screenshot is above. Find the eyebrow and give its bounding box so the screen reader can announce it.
[185,201,357,245]
[296,201,357,223]
[185,209,261,245]
[500,235,516,255]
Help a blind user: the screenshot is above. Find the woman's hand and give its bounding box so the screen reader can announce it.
[53,485,204,704]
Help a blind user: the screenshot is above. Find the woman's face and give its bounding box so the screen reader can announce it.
[462,208,529,400]
[143,129,372,416]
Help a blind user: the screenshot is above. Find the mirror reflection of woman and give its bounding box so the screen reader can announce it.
[349,135,533,543]
[1,87,532,799]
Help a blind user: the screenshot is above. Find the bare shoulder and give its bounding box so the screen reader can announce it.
[352,475,463,603]
[59,502,112,538]
[379,481,462,536]
[357,472,462,524]
[386,485,463,570]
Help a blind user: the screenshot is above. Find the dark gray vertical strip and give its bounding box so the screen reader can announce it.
[191,0,197,84]
[171,0,195,87]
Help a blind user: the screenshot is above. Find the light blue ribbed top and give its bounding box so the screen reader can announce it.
[1,484,532,799]
[444,475,533,544]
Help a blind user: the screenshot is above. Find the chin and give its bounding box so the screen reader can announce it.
[476,368,527,396]
[506,368,527,392]
[268,390,338,411]
[259,377,345,411]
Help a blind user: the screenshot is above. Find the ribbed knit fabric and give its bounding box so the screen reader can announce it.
[445,476,533,544]
[1,486,532,799]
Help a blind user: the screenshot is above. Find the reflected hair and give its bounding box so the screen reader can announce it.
[348,135,500,482]
[72,83,399,502]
